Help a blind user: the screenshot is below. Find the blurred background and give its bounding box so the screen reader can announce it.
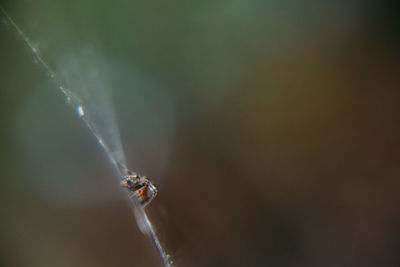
[1,0,400,266]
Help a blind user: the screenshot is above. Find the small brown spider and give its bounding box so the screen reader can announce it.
[120,173,158,207]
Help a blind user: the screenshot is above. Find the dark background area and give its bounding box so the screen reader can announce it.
[1,1,400,266]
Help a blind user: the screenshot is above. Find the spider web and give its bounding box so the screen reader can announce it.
[1,7,173,267]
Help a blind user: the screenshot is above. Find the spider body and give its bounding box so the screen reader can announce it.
[121,174,158,207]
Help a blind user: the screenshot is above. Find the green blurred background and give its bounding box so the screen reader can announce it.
[1,1,400,266]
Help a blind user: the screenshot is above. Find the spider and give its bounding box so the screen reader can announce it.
[120,173,158,207]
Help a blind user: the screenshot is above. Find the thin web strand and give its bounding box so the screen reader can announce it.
[1,7,173,266]
[0,6,128,176]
